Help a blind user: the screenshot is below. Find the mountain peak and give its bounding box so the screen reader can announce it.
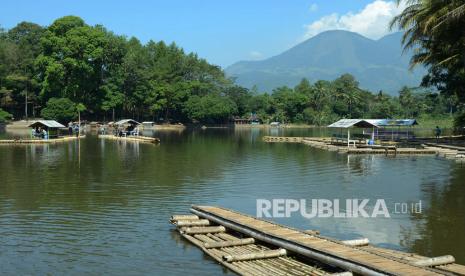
[225,31,423,95]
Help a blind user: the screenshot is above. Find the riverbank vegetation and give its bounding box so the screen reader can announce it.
[0,15,462,128]
[391,0,465,129]
[0,108,12,123]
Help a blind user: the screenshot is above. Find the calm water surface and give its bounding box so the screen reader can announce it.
[0,127,464,275]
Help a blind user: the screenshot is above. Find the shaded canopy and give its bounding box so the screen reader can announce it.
[328,119,379,129]
[114,119,141,126]
[329,119,418,128]
[28,120,66,129]
[366,119,418,127]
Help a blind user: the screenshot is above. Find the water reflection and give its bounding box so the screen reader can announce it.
[401,164,465,262]
[0,128,464,274]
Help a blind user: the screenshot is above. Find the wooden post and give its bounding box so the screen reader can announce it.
[78,109,81,138]
[347,128,350,148]
[25,89,28,121]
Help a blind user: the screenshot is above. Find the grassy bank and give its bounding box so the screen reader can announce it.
[416,115,454,129]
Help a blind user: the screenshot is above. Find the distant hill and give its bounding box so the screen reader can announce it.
[225,30,426,95]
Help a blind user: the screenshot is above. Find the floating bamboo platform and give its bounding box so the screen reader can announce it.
[262,136,465,162]
[98,134,160,144]
[172,206,465,276]
[0,135,85,144]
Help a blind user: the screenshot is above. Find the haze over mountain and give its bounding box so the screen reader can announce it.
[225,30,425,95]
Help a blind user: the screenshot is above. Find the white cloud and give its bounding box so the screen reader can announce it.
[302,0,406,40]
[309,3,318,12]
[249,51,264,60]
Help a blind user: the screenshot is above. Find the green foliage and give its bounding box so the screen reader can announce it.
[40,97,76,123]
[0,108,13,123]
[391,0,465,101]
[454,112,465,131]
[243,77,455,126]
[0,15,461,127]
[185,94,237,123]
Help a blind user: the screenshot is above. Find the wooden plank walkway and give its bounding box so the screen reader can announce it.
[172,206,465,276]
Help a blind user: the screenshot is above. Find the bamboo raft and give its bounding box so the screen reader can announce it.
[98,134,160,144]
[0,135,85,144]
[262,136,465,160]
[171,206,465,276]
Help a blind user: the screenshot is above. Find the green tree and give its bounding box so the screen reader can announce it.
[40,97,76,123]
[332,74,363,118]
[0,108,13,123]
[390,0,465,101]
[185,94,237,124]
[36,16,125,115]
[399,86,415,117]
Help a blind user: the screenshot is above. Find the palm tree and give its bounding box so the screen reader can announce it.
[391,0,465,66]
[390,0,465,99]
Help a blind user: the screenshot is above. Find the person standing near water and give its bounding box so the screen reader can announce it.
[74,124,79,137]
[435,126,442,142]
[68,122,73,136]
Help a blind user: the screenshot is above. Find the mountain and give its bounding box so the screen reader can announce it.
[225,31,425,95]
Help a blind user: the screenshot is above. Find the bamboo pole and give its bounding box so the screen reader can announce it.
[223,248,287,262]
[204,238,255,249]
[180,226,226,235]
[170,215,199,221]
[180,233,250,276]
[330,272,353,276]
[174,219,210,227]
[342,238,370,247]
[190,207,387,276]
[411,255,455,267]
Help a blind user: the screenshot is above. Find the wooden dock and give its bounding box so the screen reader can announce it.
[0,135,85,144]
[98,134,160,144]
[171,206,465,276]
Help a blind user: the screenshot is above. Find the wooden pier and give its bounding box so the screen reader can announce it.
[0,135,85,144]
[98,134,160,144]
[171,206,465,276]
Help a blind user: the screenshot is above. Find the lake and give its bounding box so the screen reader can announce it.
[0,127,464,275]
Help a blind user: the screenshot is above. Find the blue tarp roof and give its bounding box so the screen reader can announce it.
[366,119,418,126]
[328,119,418,128]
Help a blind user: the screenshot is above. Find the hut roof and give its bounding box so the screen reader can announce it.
[114,119,141,125]
[328,119,418,128]
[366,119,418,127]
[28,120,66,128]
[328,119,378,128]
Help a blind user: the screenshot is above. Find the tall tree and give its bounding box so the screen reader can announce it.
[391,0,465,101]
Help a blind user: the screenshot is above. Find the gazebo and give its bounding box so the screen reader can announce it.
[328,119,419,147]
[114,119,141,136]
[365,119,418,141]
[328,119,379,147]
[28,120,66,139]
[114,119,141,126]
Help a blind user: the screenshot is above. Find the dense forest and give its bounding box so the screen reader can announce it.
[0,15,462,126]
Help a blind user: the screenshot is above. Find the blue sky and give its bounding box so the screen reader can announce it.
[0,0,403,67]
